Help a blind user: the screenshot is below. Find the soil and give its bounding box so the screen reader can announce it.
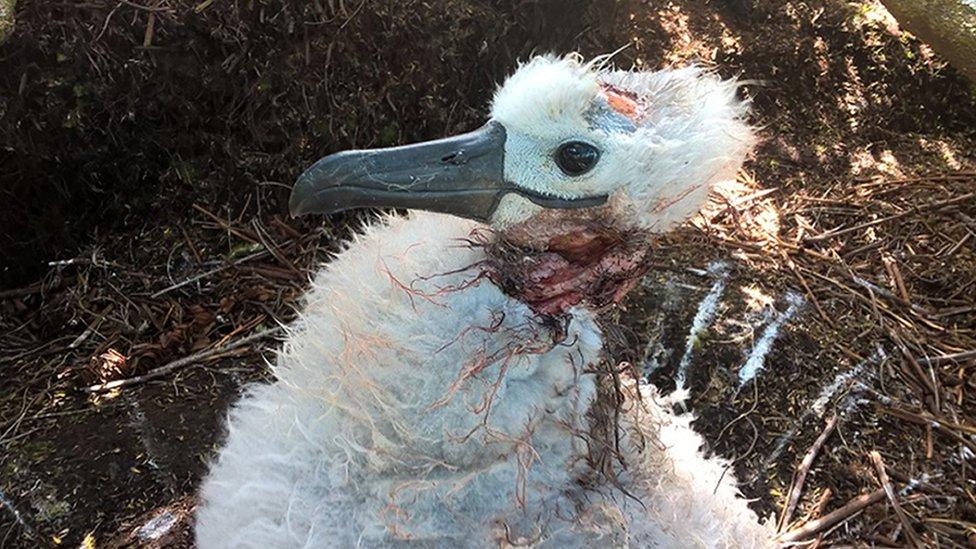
[2,0,975,547]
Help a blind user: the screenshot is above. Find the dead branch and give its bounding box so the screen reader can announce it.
[778,488,886,543]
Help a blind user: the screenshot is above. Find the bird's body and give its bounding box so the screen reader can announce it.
[197,55,773,547]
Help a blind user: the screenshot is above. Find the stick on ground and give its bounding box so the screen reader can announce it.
[82,326,284,393]
[870,451,924,547]
[778,414,838,531]
[778,488,885,543]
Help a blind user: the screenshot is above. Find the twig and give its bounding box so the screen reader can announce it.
[920,349,976,366]
[711,187,780,220]
[804,192,975,243]
[851,276,933,319]
[93,2,122,42]
[779,414,838,531]
[82,326,284,393]
[870,451,924,547]
[0,283,44,300]
[192,203,261,244]
[69,304,114,349]
[149,249,270,298]
[337,0,368,31]
[807,488,832,549]
[881,254,911,305]
[0,336,74,366]
[880,408,976,451]
[778,488,886,543]
[853,171,976,184]
[807,488,832,522]
[783,253,829,323]
[932,305,976,319]
[251,219,301,274]
[887,329,940,405]
[940,231,972,258]
[142,11,156,48]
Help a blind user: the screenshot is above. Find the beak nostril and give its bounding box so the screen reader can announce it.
[441,151,465,165]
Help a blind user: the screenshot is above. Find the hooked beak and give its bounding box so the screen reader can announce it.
[289,121,607,223]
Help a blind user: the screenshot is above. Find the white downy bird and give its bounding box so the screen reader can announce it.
[195,54,773,548]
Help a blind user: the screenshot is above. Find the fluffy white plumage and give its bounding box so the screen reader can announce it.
[196,55,772,548]
[490,55,754,231]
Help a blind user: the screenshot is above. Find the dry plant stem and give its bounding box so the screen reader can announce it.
[884,406,976,435]
[804,192,975,243]
[925,424,934,460]
[118,0,173,13]
[711,187,779,220]
[192,203,261,244]
[921,348,976,366]
[150,248,271,298]
[888,328,940,407]
[782,251,830,323]
[252,219,302,274]
[778,414,838,531]
[807,488,832,548]
[0,283,44,300]
[778,488,886,543]
[808,488,832,522]
[82,326,284,393]
[881,407,976,455]
[890,257,910,303]
[870,451,924,547]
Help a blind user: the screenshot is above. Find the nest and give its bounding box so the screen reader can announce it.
[2,0,976,546]
[649,167,976,544]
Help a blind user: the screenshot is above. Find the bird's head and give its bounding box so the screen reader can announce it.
[291,54,754,312]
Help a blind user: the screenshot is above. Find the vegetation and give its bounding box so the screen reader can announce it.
[1,1,974,546]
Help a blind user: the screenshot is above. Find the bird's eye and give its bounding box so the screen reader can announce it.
[554,141,600,176]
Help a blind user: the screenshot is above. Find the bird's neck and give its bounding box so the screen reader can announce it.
[484,223,653,316]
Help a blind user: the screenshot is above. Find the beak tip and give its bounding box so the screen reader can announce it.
[288,203,312,219]
[287,196,302,218]
[288,176,311,218]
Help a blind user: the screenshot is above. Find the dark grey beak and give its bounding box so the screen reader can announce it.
[289,121,607,223]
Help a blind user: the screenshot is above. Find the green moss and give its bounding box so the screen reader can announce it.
[0,0,15,44]
[173,159,198,185]
[227,241,263,259]
[20,439,56,462]
[63,108,82,129]
[34,495,71,522]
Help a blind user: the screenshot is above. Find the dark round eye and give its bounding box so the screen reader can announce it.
[554,141,600,176]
